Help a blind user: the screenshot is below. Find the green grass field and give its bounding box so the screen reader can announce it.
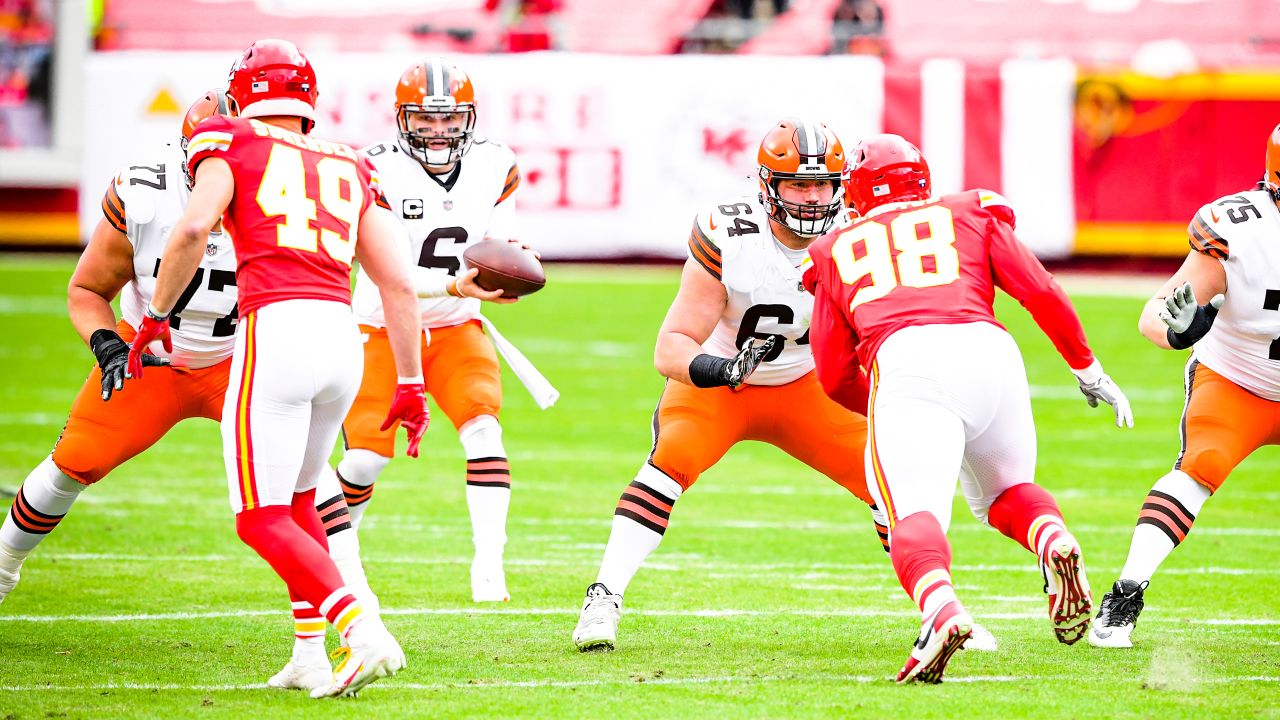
[0,255,1276,719]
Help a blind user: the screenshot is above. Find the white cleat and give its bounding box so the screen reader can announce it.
[1088,579,1146,649]
[0,546,24,604]
[267,658,333,691]
[896,600,973,684]
[471,554,510,603]
[966,622,998,652]
[1041,536,1092,645]
[0,566,19,605]
[573,583,622,652]
[309,621,405,699]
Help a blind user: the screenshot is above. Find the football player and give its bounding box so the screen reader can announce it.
[1090,124,1280,648]
[0,91,234,603]
[128,39,470,698]
[572,119,890,652]
[314,57,527,606]
[803,134,1132,683]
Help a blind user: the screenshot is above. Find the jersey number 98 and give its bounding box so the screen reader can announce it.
[832,205,961,310]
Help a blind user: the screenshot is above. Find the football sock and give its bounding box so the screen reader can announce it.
[236,504,364,637]
[334,448,389,528]
[870,504,890,553]
[460,415,510,560]
[987,482,1071,559]
[889,512,957,619]
[290,595,327,661]
[0,456,84,561]
[1119,470,1210,584]
[596,466,682,596]
[313,469,379,616]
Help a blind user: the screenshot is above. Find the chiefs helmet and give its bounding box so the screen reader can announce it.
[180,89,231,188]
[226,39,318,133]
[394,57,477,168]
[757,118,846,237]
[1264,123,1280,199]
[843,134,931,216]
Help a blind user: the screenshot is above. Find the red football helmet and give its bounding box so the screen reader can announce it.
[757,118,846,237]
[1264,123,1280,199]
[180,89,230,187]
[843,134,931,216]
[394,57,477,168]
[226,39,318,133]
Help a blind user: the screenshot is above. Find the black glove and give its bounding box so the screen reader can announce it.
[688,336,777,389]
[1160,282,1225,350]
[90,329,169,401]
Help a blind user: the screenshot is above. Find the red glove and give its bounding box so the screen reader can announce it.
[128,312,173,379]
[380,382,429,458]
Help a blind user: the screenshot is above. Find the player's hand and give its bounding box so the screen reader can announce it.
[453,267,517,305]
[724,336,776,388]
[1072,360,1134,428]
[91,329,168,401]
[1159,281,1225,349]
[127,312,173,380]
[380,381,429,458]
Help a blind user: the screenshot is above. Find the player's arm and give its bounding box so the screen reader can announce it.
[1139,218,1228,349]
[988,210,1133,427]
[808,275,869,414]
[356,204,431,457]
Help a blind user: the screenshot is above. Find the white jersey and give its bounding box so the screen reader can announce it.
[1188,189,1280,400]
[108,143,238,369]
[688,194,814,386]
[352,136,520,329]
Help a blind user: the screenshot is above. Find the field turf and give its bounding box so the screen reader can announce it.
[0,255,1276,718]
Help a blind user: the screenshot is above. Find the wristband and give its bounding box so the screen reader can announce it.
[89,329,125,367]
[145,304,169,322]
[688,354,731,388]
[1166,326,1196,350]
[397,375,425,385]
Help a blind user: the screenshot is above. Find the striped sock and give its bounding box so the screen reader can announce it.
[1120,470,1210,584]
[318,587,365,640]
[987,482,1071,559]
[888,512,956,620]
[871,504,890,553]
[613,479,674,535]
[317,493,353,538]
[338,471,374,527]
[596,469,682,596]
[1,457,83,559]
[290,598,326,659]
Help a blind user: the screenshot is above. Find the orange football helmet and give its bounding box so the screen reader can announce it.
[757,118,846,237]
[394,57,477,168]
[180,89,231,187]
[1264,123,1280,199]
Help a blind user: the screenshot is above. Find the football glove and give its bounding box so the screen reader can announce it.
[1159,282,1225,350]
[127,310,173,380]
[380,382,429,458]
[1072,360,1134,429]
[91,329,169,401]
[724,335,777,388]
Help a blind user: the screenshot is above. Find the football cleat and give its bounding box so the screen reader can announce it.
[267,657,333,691]
[1041,536,1092,645]
[573,582,622,652]
[309,621,405,699]
[1088,579,1147,649]
[0,546,23,604]
[897,600,973,684]
[471,553,510,603]
[0,565,19,604]
[966,622,998,652]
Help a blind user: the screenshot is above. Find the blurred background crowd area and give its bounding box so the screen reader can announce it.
[2,0,1279,261]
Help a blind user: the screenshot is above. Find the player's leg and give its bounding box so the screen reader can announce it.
[425,322,510,602]
[956,331,1091,644]
[762,372,889,553]
[0,365,185,602]
[1091,361,1271,648]
[574,382,741,651]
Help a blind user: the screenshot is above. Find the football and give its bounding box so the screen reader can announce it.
[462,239,546,298]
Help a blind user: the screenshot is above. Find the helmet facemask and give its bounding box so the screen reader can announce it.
[397,103,476,169]
[759,168,845,237]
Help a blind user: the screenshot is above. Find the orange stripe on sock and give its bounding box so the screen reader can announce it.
[616,499,670,529]
[1139,508,1187,542]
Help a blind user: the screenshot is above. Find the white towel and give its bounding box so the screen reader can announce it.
[478,315,559,409]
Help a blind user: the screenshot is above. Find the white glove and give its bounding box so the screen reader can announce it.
[1071,360,1134,429]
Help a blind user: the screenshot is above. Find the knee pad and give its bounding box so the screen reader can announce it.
[1182,450,1228,493]
[337,448,391,488]
[459,415,505,458]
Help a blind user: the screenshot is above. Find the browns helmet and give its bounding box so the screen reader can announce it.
[226,39,318,133]
[394,57,477,168]
[843,134,930,216]
[1264,123,1280,200]
[757,118,846,237]
[180,89,231,188]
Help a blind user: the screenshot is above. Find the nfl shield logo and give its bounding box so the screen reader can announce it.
[205,243,218,257]
[443,199,454,211]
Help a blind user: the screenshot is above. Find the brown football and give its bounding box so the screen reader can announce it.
[462,239,546,298]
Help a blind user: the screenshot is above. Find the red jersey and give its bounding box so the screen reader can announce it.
[802,189,1094,391]
[186,116,390,316]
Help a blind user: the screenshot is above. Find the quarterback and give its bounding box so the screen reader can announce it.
[572,118,889,652]
[0,92,233,602]
[1091,124,1280,648]
[804,134,1132,683]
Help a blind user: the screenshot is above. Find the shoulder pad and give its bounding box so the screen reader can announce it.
[975,189,1016,228]
[1188,202,1229,259]
[112,150,177,226]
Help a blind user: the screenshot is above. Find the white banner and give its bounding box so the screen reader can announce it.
[81,51,885,259]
